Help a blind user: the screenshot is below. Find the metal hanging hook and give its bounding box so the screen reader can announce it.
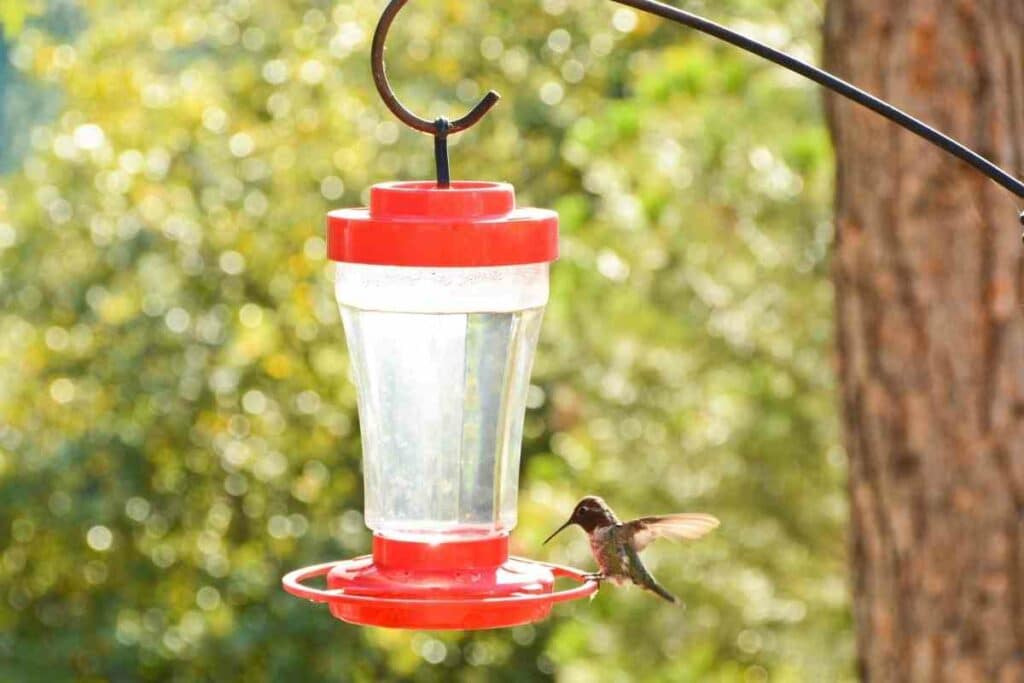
[371,0,500,187]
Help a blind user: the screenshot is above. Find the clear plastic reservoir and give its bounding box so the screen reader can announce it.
[336,262,549,537]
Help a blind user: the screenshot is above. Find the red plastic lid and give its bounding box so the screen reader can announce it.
[326,181,559,267]
[282,533,598,630]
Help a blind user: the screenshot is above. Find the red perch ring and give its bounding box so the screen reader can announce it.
[282,534,598,630]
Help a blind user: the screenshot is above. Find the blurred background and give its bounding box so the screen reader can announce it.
[0,0,849,680]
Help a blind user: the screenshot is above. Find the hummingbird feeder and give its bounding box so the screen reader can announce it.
[281,0,603,631]
[284,0,1024,631]
[281,179,599,629]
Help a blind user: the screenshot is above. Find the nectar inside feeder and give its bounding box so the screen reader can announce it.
[282,181,598,630]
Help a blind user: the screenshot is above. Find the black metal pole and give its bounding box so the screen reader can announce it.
[612,0,1024,205]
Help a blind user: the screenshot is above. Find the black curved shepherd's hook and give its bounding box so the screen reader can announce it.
[372,0,500,187]
[373,0,1024,226]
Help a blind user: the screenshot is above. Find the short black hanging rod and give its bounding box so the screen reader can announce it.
[371,0,499,188]
[372,0,1024,222]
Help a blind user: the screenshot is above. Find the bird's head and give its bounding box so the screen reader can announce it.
[543,495,618,544]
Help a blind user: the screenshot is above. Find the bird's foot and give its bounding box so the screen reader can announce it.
[582,572,605,583]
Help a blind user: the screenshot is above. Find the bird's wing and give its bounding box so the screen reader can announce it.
[625,513,720,552]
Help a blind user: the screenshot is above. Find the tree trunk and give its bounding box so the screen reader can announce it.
[824,1,1024,680]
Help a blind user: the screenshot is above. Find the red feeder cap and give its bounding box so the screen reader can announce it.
[327,181,559,267]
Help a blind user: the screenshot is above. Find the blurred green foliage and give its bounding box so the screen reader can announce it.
[0,2,43,38]
[0,0,850,680]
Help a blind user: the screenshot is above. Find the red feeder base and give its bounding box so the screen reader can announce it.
[282,533,598,630]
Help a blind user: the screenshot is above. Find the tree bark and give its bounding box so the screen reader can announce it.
[824,1,1024,681]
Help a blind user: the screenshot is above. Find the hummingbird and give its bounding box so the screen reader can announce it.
[544,495,719,604]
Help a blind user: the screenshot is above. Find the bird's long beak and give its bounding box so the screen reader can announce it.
[543,519,574,545]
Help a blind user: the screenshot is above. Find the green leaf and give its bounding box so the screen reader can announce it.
[0,1,38,37]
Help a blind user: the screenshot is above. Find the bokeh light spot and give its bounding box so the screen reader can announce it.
[86,525,114,552]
